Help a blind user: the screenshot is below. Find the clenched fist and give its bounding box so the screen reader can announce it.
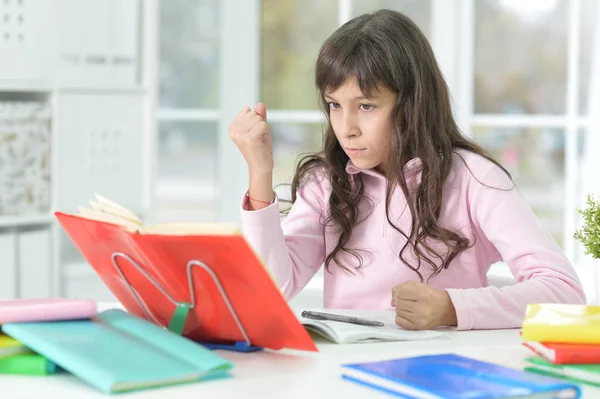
[229,103,274,175]
[391,280,458,330]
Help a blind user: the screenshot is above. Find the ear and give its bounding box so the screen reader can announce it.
[255,102,267,121]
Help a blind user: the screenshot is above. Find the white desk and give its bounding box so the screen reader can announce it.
[3,303,598,399]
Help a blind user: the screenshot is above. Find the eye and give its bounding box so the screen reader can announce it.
[328,102,340,110]
[360,104,375,111]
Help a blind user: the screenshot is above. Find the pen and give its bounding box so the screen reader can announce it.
[301,310,385,327]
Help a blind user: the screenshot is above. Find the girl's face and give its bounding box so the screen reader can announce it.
[325,76,398,173]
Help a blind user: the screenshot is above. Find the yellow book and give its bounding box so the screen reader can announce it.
[0,335,31,358]
[521,303,600,344]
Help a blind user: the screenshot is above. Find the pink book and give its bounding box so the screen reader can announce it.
[0,298,97,324]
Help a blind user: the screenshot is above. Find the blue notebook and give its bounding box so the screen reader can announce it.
[341,353,581,399]
[1,309,233,394]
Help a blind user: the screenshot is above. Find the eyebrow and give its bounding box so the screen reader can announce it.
[324,94,376,102]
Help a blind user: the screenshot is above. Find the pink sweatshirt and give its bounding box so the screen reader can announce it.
[240,149,586,330]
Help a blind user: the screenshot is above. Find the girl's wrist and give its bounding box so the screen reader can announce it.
[247,170,274,210]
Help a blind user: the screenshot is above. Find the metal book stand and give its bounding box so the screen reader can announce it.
[110,251,262,352]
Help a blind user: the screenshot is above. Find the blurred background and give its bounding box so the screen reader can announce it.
[0,0,598,303]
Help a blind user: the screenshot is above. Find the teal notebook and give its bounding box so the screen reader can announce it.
[1,309,233,393]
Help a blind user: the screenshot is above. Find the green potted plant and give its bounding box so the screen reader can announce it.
[574,193,600,304]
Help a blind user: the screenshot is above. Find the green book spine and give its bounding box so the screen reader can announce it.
[525,357,600,387]
[0,353,59,375]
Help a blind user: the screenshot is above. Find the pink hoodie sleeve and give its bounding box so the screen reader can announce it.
[446,164,586,330]
[239,175,327,300]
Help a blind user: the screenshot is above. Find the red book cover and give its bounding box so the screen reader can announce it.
[522,341,600,364]
[55,211,318,352]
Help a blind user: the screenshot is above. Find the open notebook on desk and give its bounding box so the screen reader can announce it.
[297,309,448,344]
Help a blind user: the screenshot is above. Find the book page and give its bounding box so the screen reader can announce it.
[75,193,142,232]
[298,309,448,344]
[143,223,240,236]
[73,194,240,236]
[90,194,142,225]
[76,206,142,233]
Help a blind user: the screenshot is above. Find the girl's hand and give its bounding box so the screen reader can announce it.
[391,281,458,330]
[229,103,274,175]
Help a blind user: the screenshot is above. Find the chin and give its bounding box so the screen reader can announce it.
[352,160,380,170]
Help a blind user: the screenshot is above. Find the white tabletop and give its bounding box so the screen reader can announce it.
[2,302,598,398]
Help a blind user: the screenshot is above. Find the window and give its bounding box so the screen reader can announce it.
[261,0,338,111]
[159,0,219,109]
[471,0,597,263]
[350,0,431,39]
[475,0,568,114]
[155,121,218,222]
[154,0,599,278]
[155,0,220,223]
[579,0,598,115]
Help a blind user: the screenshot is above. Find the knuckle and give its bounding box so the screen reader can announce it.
[394,315,405,327]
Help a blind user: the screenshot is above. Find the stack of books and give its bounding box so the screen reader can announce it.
[0,298,233,394]
[522,303,600,387]
[0,333,57,375]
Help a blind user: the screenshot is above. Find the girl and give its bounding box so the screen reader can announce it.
[229,9,585,331]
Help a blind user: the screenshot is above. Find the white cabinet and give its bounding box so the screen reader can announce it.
[56,0,140,88]
[0,1,148,300]
[0,227,52,300]
[17,228,51,298]
[53,92,145,213]
[0,230,17,299]
[0,0,55,85]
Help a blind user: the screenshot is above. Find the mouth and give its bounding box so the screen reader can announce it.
[345,147,366,155]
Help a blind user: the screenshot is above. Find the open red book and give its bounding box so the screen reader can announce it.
[522,341,600,364]
[55,194,317,352]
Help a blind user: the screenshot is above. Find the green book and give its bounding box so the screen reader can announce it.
[0,353,59,376]
[525,357,600,387]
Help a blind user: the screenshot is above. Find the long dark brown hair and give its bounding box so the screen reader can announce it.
[290,9,511,282]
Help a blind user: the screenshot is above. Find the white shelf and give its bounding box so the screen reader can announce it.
[0,214,54,228]
[55,86,146,95]
[0,80,53,93]
[64,261,94,279]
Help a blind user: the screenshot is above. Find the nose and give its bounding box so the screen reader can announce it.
[339,110,360,138]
